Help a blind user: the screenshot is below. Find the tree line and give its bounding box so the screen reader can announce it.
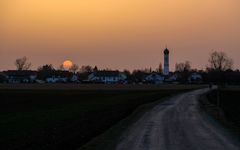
[10,50,240,84]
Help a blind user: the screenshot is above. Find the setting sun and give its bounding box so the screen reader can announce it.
[1,1,240,150]
[63,60,73,70]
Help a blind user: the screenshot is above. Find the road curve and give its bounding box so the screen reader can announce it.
[115,89,239,150]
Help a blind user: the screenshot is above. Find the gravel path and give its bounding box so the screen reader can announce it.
[115,89,239,150]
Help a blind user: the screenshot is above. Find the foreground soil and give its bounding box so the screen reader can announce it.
[0,84,200,150]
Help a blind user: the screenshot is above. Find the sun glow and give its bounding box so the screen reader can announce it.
[63,60,73,70]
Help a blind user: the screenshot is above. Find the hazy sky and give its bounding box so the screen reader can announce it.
[1,0,240,71]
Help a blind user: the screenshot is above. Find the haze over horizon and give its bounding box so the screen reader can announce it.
[1,0,240,71]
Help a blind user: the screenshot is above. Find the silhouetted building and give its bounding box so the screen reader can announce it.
[45,70,78,83]
[3,70,37,83]
[0,72,8,83]
[165,73,178,83]
[188,72,202,84]
[164,48,170,75]
[88,71,127,84]
[145,72,164,84]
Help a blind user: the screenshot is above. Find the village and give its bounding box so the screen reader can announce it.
[0,48,203,84]
[2,1,240,150]
[0,69,203,84]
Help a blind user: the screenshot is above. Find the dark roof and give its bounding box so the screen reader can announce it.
[53,70,73,78]
[0,72,7,77]
[164,48,169,54]
[93,71,120,77]
[3,70,37,76]
[147,72,163,76]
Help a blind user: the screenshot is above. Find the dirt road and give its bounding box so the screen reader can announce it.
[115,89,239,150]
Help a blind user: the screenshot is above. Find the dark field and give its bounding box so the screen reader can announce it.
[0,84,203,150]
[0,84,203,91]
[207,87,240,127]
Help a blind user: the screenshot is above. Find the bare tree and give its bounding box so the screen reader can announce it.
[93,66,98,72]
[79,65,93,73]
[156,63,163,73]
[38,64,55,71]
[123,69,131,75]
[175,61,191,72]
[37,64,55,80]
[142,68,152,73]
[69,64,79,73]
[14,56,31,70]
[175,61,191,83]
[208,51,233,71]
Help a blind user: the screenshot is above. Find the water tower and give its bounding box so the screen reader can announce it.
[163,48,170,75]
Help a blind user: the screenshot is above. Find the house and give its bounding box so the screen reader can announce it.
[164,73,180,84]
[0,72,8,83]
[3,70,37,83]
[88,71,127,84]
[188,72,203,83]
[70,74,79,83]
[168,74,178,81]
[145,73,164,84]
[45,70,76,83]
[46,76,68,83]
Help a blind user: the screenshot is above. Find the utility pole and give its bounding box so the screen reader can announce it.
[217,85,220,107]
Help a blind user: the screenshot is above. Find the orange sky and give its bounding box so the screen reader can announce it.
[1,0,240,71]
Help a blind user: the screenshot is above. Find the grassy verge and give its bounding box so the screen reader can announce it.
[207,88,240,127]
[201,87,240,140]
[0,84,202,150]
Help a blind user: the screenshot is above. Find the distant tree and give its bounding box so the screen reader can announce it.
[93,66,98,72]
[204,51,233,84]
[175,61,192,83]
[142,68,152,73]
[37,64,55,80]
[77,66,94,81]
[207,51,233,71]
[123,69,131,78]
[175,61,191,72]
[80,65,93,73]
[102,68,114,71]
[132,69,149,83]
[14,56,31,70]
[69,64,79,73]
[156,63,163,73]
[123,69,130,75]
[59,64,65,71]
[38,64,55,70]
